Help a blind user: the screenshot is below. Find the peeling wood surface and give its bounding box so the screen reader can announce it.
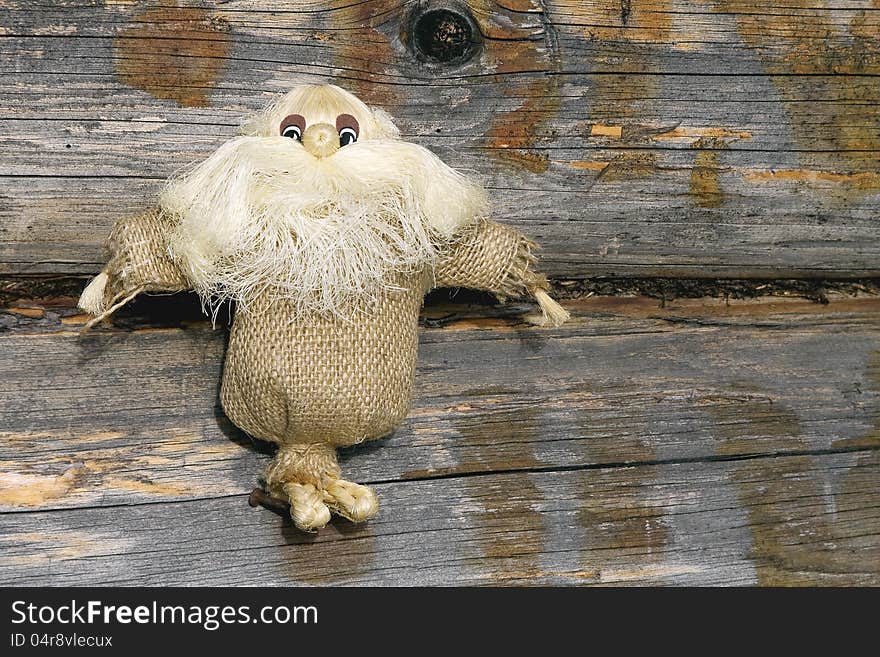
[1,0,879,278]
[1,294,878,585]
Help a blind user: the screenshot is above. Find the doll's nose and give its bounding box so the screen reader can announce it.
[301,123,339,159]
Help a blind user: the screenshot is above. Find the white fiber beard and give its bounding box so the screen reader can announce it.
[161,136,488,319]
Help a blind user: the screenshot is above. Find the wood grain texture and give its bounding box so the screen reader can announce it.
[1,294,878,585]
[2,453,878,586]
[1,0,879,278]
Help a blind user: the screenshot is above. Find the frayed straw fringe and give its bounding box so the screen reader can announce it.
[493,231,569,328]
[528,288,570,328]
[161,84,488,321]
[162,137,487,321]
[77,271,108,316]
[80,286,147,331]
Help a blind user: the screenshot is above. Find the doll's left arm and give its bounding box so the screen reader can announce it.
[433,219,569,327]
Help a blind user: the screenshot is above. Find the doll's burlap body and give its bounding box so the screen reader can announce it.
[221,271,427,450]
[99,209,543,489]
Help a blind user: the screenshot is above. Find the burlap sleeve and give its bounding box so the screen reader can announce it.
[433,219,549,299]
[101,207,189,303]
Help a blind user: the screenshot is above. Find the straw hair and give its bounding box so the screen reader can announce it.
[161,84,488,318]
[240,84,400,141]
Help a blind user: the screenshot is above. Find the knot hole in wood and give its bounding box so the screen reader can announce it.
[406,2,481,65]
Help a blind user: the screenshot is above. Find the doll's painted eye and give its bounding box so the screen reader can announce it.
[281,125,302,140]
[339,127,357,147]
[336,114,360,147]
[279,114,305,141]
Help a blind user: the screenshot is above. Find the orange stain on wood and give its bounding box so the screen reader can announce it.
[4,306,44,318]
[689,137,729,208]
[483,0,541,11]
[60,313,91,325]
[691,151,723,208]
[477,2,562,174]
[563,1,675,181]
[331,0,399,107]
[745,169,880,189]
[715,0,880,188]
[114,2,231,107]
[0,466,84,507]
[655,127,753,141]
[483,81,560,174]
[579,0,674,43]
[561,160,611,171]
[598,151,657,181]
[131,327,184,334]
[590,124,623,138]
[469,0,543,48]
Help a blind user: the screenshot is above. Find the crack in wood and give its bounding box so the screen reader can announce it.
[3,443,877,517]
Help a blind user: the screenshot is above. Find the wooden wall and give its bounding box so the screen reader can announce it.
[1,0,878,279]
[1,1,879,586]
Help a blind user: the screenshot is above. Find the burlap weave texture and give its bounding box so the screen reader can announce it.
[102,211,537,452]
[102,207,189,307]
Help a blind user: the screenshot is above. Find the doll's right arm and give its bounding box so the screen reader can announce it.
[78,208,190,326]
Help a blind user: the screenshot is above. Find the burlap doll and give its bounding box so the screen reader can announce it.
[79,84,569,531]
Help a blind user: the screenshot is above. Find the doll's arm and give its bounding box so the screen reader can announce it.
[78,207,189,327]
[433,219,569,327]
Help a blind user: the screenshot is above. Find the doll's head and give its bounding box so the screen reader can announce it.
[161,84,487,317]
[239,83,400,144]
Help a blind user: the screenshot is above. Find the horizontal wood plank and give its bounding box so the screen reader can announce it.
[1,292,879,585]
[1,452,877,585]
[1,0,878,277]
[2,294,879,511]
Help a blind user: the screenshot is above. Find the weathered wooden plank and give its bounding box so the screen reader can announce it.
[1,1,878,277]
[1,294,878,513]
[1,451,877,585]
[3,1,878,75]
[4,171,878,277]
